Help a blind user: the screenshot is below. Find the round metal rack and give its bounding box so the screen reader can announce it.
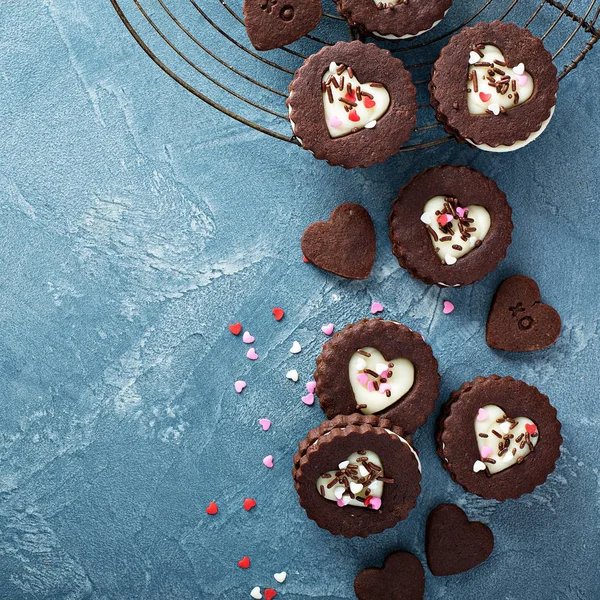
[111,0,600,151]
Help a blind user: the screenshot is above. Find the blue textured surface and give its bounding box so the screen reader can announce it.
[1,1,599,599]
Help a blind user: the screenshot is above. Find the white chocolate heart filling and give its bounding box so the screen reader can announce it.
[467,45,534,116]
[323,63,390,138]
[421,196,491,265]
[474,404,539,475]
[317,451,386,509]
[349,347,414,414]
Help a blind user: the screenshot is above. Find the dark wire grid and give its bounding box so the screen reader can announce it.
[111,0,600,149]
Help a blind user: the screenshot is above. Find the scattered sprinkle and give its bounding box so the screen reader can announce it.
[238,556,251,569]
[263,455,274,468]
[442,300,455,314]
[301,393,315,406]
[259,418,272,431]
[205,501,218,515]
[290,341,302,354]
[244,498,257,511]
[250,587,262,599]
[445,254,457,265]
[367,497,382,510]
[264,590,277,600]
[473,460,487,473]
[306,381,316,394]
[286,369,299,382]
[234,380,247,393]
[243,331,255,344]
[302,256,309,263]
[274,572,287,583]
[229,323,242,336]
[513,62,525,75]
[477,408,488,421]
[321,323,335,336]
[370,301,384,314]
[247,348,259,360]
[272,307,285,321]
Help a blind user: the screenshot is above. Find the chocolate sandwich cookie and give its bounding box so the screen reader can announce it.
[336,0,452,41]
[437,375,562,500]
[389,165,513,287]
[243,0,322,51]
[287,41,417,168]
[430,21,558,151]
[314,319,439,433]
[293,414,422,537]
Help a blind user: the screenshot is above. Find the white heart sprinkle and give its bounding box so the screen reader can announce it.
[364,120,377,129]
[375,363,388,375]
[500,422,511,434]
[329,61,338,74]
[445,254,457,265]
[513,62,525,75]
[469,50,480,64]
[290,341,302,354]
[286,369,299,382]
[420,212,432,224]
[274,572,287,583]
[334,487,345,500]
[473,460,487,473]
[358,465,369,477]
[350,482,363,494]
[251,587,262,600]
[341,494,351,505]
[489,103,501,116]
[338,460,350,470]
[355,357,367,370]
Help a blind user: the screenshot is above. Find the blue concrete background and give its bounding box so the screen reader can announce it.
[1,1,599,598]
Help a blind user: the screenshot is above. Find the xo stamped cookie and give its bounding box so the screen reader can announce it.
[314,319,440,433]
[292,415,422,537]
[389,165,513,287]
[430,21,558,151]
[287,41,417,168]
[336,0,452,41]
[436,375,562,501]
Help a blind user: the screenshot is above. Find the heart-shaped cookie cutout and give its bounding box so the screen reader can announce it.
[323,62,390,138]
[354,551,425,600]
[474,404,538,475]
[420,196,491,266]
[301,203,376,279]
[316,451,388,509]
[486,275,561,351]
[467,45,533,115]
[349,347,414,414]
[426,504,494,576]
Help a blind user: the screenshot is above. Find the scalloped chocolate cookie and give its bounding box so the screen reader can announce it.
[314,319,439,433]
[430,21,558,151]
[293,414,422,537]
[287,41,417,168]
[436,375,562,500]
[336,0,452,40]
[389,165,513,287]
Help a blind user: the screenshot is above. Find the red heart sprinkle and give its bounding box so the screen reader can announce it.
[228,323,242,336]
[437,213,453,226]
[243,498,257,511]
[345,92,356,102]
[479,92,492,103]
[264,590,277,600]
[237,556,251,569]
[272,307,285,321]
[205,501,218,515]
[363,97,376,109]
[348,109,360,122]
[302,256,309,263]
[525,423,537,435]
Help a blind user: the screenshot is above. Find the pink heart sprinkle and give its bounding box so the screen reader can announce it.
[234,380,246,393]
[516,74,528,87]
[247,348,258,360]
[356,373,369,386]
[330,116,342,128]
[480,446,493,459]
[378,369,389,379]
[379,383,391,394]
[370,302,384,314]
[369,497,382,510]
[456,207,466,218]
[301,393,315,406]
[477,408,488,421]
[443,301,455,315]
[263,455,274,468]
[336,499,346,507]
[259,418,271,431]
[367,381,375,392]
[242,331,255,344]
[321,323,334,336]
[306,381,316,393]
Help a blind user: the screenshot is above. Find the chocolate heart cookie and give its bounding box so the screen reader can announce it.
[302,203,376,279]
[354,551,425,600]
[486,275,561,351]
[426,504,493,576]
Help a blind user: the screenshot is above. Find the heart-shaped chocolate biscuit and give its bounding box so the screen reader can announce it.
[243,0,322,51]
[301,203,376,279]
[486,275,561,351]
[354,551,425,600]
[426,504,494,576]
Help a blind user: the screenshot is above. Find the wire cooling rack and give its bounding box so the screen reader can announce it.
[111,0,600,150]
